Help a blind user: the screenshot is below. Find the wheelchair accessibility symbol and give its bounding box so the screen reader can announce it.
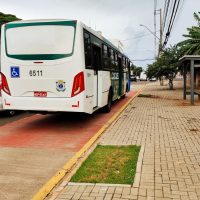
[11,67,20,78]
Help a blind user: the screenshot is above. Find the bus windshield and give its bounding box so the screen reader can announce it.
[6,25,75,58]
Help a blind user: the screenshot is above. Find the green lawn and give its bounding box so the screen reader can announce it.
[71,145,140,184]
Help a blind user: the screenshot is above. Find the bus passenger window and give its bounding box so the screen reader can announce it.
[125,58,128,72]
[115,53,118,67]
[92,45,101,71]
[84,32,92,68]
[103,45,110,70]
[110,49,115,70]
[122,57,125,70]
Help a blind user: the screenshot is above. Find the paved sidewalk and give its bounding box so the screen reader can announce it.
[51,81,200,200]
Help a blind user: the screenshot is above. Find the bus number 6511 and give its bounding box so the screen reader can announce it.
[29,70,43,77]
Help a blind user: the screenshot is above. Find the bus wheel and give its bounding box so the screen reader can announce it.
[7,110,16,116]
[121,93,126,99]
[103,90,112,113]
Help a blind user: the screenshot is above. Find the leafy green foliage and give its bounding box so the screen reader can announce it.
[0,12,20,35]
[132,66,143,77]
[145,63,158,80]
[146,12,200,90]
[178,12,200,55]
[146,45,181,89]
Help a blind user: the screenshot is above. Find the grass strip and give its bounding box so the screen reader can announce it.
[71,145,140,184]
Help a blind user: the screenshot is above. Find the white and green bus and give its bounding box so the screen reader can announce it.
[1,19,131,114]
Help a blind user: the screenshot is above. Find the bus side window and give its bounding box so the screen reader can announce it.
[84,32,92,68]
[122,57,125,71]
[118,54,122,69]
[107,47,111,69]
[110,49,114,70]
[115,53,118,68]
[124,58,127,72]
[103,44,109,70]
[128,60,131,76]
[92,44,101,71]
[125,58,128,72]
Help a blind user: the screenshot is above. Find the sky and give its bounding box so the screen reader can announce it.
[0,0,200,69]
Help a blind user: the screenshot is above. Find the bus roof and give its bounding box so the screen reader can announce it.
[5,19,75,24]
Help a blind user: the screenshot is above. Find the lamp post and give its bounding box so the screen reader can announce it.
[140,24,165,86]
[140,24,160,59]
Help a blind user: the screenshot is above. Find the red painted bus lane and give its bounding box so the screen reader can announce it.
[0,91,136,200]
[0,91,135,151]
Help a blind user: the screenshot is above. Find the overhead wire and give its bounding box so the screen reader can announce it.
[163,0,171,32]
[130,58,155,61]
[162,0,182,48]
[170,0,185,30]
[168,0,181,34]
[163,0,167,16]
[165,0,178,36]
[121,31,160,42]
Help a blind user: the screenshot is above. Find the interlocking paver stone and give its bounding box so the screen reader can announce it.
[51,81,200,200]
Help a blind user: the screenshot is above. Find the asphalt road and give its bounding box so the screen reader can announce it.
[0,111,32,127]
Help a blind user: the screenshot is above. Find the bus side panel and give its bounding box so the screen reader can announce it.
[111,71,120,100]
[84,69,96,114]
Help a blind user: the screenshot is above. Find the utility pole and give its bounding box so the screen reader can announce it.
[154,0,163,57]
[159,8,163,56]
[154,0,157,59]
[158,8,164,86]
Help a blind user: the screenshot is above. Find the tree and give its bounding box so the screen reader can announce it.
[146,45,181,90]
[132,66,143,78]
[130,64,136,75]
[0,12,20,36]
[178,12,200,55]
[146,63,158,79]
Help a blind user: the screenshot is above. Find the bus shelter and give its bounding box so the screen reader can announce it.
[179,55,200,105]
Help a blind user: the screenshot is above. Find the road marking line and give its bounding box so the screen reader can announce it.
[31,87,144,200]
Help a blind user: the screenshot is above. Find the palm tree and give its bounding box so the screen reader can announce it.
[178,12,200,55]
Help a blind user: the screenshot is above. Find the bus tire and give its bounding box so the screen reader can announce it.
[6,110,16,116]
[126,83,129,92]
[121,93,126,99]
[103,89,112,113]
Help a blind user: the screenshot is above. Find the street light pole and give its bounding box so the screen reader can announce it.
[140,24,160,59]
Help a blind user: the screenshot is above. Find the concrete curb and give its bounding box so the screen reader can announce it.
[67,182,131,187]
[132,145,145,188]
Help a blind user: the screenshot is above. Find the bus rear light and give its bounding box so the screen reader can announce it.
[71,71,85,97]
[0,82,2,96]
[1,73,11,96]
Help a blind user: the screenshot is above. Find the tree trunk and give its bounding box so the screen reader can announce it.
[169,78,173,90]
[159,77,164,86]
